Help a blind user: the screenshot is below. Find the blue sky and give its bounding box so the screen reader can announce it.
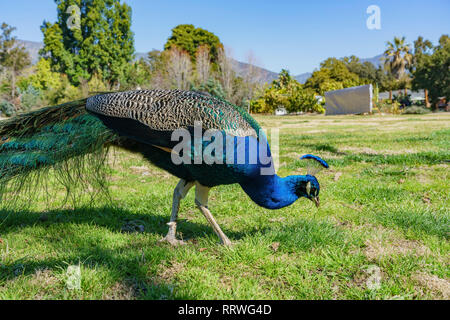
[0,0,449,74]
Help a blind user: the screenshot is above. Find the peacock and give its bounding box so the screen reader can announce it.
[0,90,328,246]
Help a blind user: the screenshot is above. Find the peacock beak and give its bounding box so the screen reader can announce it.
[312,196,320,208]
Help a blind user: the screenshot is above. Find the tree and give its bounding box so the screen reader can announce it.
[342,55,393,97]
[19,58,60,92]
[40,0,134,87]
[119,58,152,90]
[343,56,376,82]
[146,49,170,89]
[17,57,82,105]
[195,45,211,84]
[222,52,264,110]
[164,24,222,66]
[251,69,323,114]
[217,47,235,100]
[304,58,360,95]
[166,46,192,90]
[412,35,450,109]
[0,23,31,99]
[240,51,263,111]
[413,36,433,60]
[190,78,226,100]
[382,37,413,99]
[383,37,412,80]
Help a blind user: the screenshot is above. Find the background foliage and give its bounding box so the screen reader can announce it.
[0,2,448,117]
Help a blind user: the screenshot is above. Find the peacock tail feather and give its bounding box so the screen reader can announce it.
[0,98,118,208]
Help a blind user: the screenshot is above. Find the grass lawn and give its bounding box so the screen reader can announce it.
[0,113,449,300]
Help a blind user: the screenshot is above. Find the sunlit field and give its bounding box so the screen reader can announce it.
[0,113,448,300]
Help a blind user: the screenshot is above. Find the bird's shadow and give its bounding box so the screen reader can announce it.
[0,205,266,299]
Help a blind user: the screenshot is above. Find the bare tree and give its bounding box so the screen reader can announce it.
[147,50,170,90]
[228,50,264,110]
[195,45,211,85]
[0,23,31,99]
[243,51,263,111]
[166,46,192,90]
[217,46,234,100]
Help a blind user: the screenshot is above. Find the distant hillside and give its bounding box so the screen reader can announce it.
[360,54,384,69]
[231,60,312,84]
[294,72,312,84]
[16,39,383,85]
[230,59,277,83]
[16,40,43,64]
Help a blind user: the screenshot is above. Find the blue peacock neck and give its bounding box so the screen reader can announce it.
[239,174,310,210]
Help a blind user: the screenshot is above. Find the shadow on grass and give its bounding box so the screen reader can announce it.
[0,206,276,299]
[0,205,265,241]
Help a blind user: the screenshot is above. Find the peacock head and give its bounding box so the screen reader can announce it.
[295,154,329,207]
[294,175,321,207]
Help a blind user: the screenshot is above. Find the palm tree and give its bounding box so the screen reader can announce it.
[383,37,413,100]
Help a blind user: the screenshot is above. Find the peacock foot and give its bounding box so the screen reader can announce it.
[159,235,186,246]
[159,221,186,246]
[221,237,232,247]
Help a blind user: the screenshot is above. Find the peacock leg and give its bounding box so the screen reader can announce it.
[195,183,232,246]
[160,179,194,246]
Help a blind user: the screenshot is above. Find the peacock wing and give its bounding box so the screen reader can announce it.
[86,90,262,147]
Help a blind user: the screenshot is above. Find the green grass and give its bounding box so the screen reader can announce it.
[0,113,449,300]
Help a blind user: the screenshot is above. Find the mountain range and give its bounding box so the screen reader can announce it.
[16,40,384,85]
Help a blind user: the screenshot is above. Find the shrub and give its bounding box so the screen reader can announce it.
[402,106,431,114]
[18,84,42,111]
[0,100,16,117]
[376,101,401,114]
[393,93,412,107]
[190,79,226,100]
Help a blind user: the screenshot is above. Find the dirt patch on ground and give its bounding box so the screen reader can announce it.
[158,261,186,282]
[30,268,59,287]
[412,272,450,299]
[351,266,385,291]
[103,281,137,300]
[28,268,60,299]
[364,238,431,261]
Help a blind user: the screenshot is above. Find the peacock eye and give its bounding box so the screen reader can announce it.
[306,181,311,196]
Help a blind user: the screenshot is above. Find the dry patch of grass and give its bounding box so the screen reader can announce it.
[103,281,137,300]
[412,272,450,299]
[157,261,186,283]
[336,221,432,261]
[364,238,431,261]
